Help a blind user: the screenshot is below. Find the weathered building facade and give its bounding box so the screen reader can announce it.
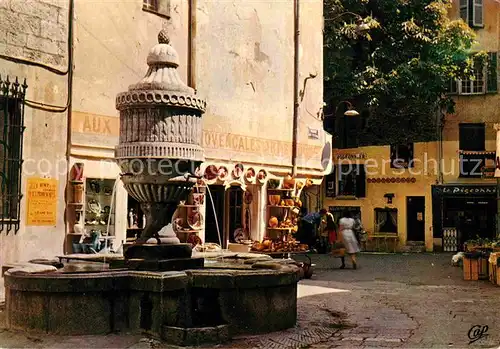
[0,0,329,283]
[323,0,499,252]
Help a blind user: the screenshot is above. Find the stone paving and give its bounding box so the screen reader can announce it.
[2,253,500,348]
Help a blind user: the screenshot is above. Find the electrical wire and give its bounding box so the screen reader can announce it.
[0,54,69,75]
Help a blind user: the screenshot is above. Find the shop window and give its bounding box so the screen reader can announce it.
[0,76,26,231]
[374,208,398,234]
[227,187,243,243]
[143,0,170,18]
[459,123,485,177]
[460,0,483,28]
[390,144,414,168]
[336,164,366,197]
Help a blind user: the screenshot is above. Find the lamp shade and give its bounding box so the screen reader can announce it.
[344,109,360,116]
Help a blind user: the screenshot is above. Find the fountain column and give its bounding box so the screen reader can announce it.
[115,30,206,265]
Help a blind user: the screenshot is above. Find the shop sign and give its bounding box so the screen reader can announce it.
[439,186,497,195]
[26,178,58,226]
[336,153,367,160]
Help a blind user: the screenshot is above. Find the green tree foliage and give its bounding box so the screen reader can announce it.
[324,0,484,146]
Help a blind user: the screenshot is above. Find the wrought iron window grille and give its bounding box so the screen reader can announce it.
[0,75,27,233]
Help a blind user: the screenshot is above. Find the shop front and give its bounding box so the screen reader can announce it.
[66,110,128,254]
[65,156,128,254]
[432,184,498,251]
[194,162,321,252]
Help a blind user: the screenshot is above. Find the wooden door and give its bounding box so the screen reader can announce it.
[407,196,425,241]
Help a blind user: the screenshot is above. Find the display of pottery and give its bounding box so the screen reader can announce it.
[89,180,100,194]
[204,165,218,180]
[103,186,112,195]
[187,234,202,247]
[269,216,279,228]
[73,183,84,203]
[187,211,203,229]
[246,168,255,179]
[282,174,295,189]
[284,198,294,206]
[88,200,101,214]
[268,195,281,206]
[191,193,205,205]
[233,164,243,178]
[257,170,267,182]
[251,238,308,253]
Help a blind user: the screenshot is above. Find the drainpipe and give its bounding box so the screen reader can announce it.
[64,0,75,240]
[291,0,300,177]
[437,108,444,184]
[188,0,196,89]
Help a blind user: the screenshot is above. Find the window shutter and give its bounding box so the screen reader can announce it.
[460,0,469,23]
[472,0,483,27]
[487,52,498,93]
[355,165,366,198]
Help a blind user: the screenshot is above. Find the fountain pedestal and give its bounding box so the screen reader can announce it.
[114,225,204,271]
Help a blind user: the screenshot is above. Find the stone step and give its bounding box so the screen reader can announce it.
[400,244,426,253]
[406,240,425,246]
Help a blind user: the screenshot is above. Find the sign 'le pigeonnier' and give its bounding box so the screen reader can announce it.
[441,186,497,195]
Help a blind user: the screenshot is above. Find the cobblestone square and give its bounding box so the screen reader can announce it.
[2,253,500,348]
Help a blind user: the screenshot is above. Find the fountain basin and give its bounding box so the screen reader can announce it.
[3,254,300,346]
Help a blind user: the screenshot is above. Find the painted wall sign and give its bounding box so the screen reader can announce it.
[70,114,325,161]
[202,130,322,159]
[71,111,120,137]
[336,153,367,160]
[26,178,58,226]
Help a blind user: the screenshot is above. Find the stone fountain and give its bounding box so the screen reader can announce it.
[114,29,206,270]
[2,30,301,346]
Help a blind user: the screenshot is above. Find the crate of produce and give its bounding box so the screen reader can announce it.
[463,251,489,281]
[489,252,500,285]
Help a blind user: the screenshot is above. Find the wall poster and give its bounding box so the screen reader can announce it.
[26,178,58,226]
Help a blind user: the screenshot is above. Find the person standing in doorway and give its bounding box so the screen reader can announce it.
[338,210,360,269]
[301,209,327,251]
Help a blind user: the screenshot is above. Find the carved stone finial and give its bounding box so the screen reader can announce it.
[158,29,170,44]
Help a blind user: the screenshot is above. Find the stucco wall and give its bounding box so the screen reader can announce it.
[0,0,69,266]
[196,0,327,173]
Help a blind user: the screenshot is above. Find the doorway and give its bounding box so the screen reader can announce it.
[227,187,243,245]
[406,196,425,241]
[205,185,224,245]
